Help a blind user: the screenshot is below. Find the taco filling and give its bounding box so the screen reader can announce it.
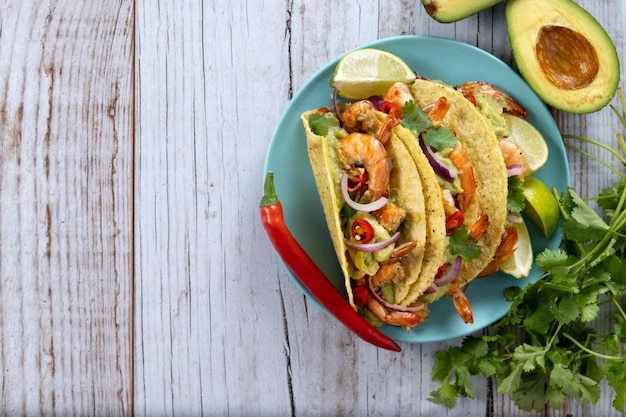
[303,102,431,331]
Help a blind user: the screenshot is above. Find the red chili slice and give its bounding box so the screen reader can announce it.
[380,100,402,114]
[446,210,465,235]
[463,93,476,106]
[351,218,375,243]
[347,167,367,192]
[435,262,451,280]
[352,284,370,307]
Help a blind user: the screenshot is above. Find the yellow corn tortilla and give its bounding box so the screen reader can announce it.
[302,110,431,308]
[401,78,508,288]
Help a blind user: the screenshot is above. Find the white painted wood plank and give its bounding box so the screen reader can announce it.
[134,0,294,415]
[0,1,134,415]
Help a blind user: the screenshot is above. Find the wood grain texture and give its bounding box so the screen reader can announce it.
[1,0,624,415]
[0,1,134,416]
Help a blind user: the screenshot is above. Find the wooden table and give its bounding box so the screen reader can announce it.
[1,1,624,415]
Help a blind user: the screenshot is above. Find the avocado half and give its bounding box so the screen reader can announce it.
[421,0,502,23]
[506,0,620,114]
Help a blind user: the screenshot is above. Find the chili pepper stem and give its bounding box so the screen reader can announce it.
[261,171,279,207]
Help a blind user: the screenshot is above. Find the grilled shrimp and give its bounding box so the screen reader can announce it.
[500,138,529,177]
[338,133,392,202]
[448,144,476,211]
[366,298,428,331]
[468,212,489,240]
[478,226,519,277]
[370,262,405,289]
[340,99,401,145]
[384,82,414,107]
[340,100,379,134]
[424,96,450,122]
[455,81,528,119]
[374,201,407,234]
[447,284,474,324]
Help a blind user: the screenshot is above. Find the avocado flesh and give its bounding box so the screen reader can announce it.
[421,0,502,23]
[506,0,620,114]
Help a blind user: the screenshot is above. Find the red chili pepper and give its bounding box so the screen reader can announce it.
[435,262,451,280]
[352,284,369,307]
[463,93,476,106]
[347,167,367,192]
[380,100,402,114]
[351,218,374,243]
[260,172,401,352]
[446,210,465,235]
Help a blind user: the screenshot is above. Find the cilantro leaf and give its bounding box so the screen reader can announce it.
[513,343,547,373]
[428,378,458,408]
[507,176,526,213]
[560,188,609,243]
[400,100,431,134]
[448,225,480,260]
[535,248,570,272]
[598,178,626,219]
[510,372,549,411]
[498,362,523,393]
[422,126,457,151]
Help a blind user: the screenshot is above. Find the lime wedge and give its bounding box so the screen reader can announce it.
[503,113,549,174]
[522,176,560,238]
[330,49,417,99]
[500,218,533,279]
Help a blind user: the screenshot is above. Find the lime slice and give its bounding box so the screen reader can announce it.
[521,176,560,238]
[503,113,549,174]
[500,218,533,279]
[330,49,417,99]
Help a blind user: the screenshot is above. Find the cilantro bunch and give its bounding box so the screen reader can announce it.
[429,90,626,412]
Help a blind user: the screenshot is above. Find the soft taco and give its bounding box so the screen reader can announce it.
[302,101,443,330]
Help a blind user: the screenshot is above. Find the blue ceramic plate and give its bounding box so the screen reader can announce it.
[263,35,569,344]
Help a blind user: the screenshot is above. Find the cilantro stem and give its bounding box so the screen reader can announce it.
[611,296,626,322]
[563,141,626,177]
[563,133,626,167]
[617,133,626,159]
[609,88,626,128]
[608,173,626,220]
[562,333,624,361]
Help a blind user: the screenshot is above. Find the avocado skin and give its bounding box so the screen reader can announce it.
[506,0,620,114]
[421,0,502,23]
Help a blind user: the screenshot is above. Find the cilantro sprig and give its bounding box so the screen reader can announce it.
[401,100,458,150]
[429,89,626,413]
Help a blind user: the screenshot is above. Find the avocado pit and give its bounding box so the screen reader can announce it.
[536,25,599,90]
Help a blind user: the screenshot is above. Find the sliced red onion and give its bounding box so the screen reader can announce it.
[507,164,523,177]
[344,231,400,253]
[425,285,437,293]
[340,173,388,212]
[419,137,457,182]
[366,275,426,312]
[332,90,342,124]
[434,256,462,286]
[422,102,435,113]
[367,95,384,110]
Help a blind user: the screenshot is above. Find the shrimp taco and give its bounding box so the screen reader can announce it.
[302,101,441,330]
[385,78,530,323]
